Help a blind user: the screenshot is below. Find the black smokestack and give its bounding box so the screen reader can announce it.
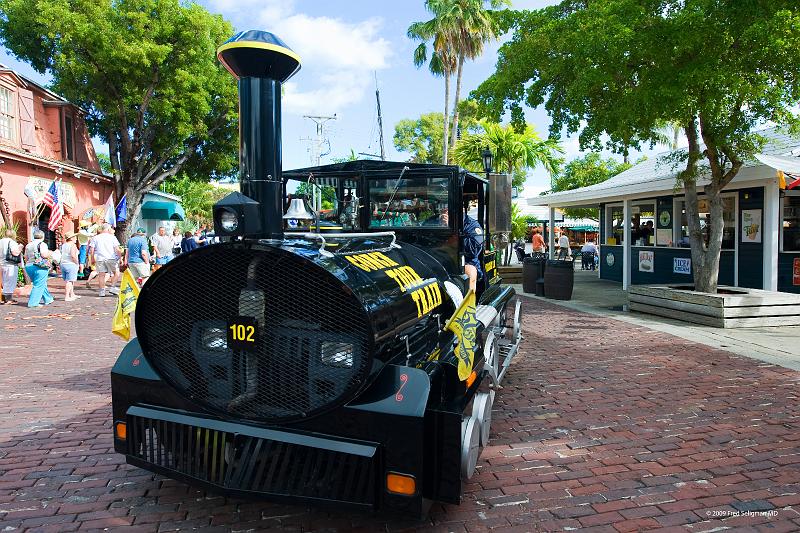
[217,31,301,240]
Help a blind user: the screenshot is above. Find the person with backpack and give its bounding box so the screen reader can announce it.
[23,230,54,308]
[0,228,22,305]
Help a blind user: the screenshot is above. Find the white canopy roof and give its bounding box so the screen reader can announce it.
[754,153,800,174]
[532,127,800,207]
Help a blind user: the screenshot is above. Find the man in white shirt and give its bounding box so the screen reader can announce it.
[150,226,174,268]
[91,224,122,297]
[580,240,598,270]
[557,233,572,260]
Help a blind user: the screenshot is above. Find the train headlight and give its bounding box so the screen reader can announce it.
[320,342,353,368]
[201,327,228,351]
[213,192,262,237]
[219,209,239,233]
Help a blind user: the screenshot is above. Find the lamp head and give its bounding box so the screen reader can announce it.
[481,147,493,174]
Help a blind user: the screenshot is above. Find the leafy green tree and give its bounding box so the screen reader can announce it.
[409,0,508,164]
[474,1,800,292]
[453,122,563,177]
[394,112,446,164]
[162,176,229,226]
[0,0,238,239]
[408,0,458,164]
[331,149,358,164]
[549,153,632,221]
[444,0,509,155]
[394,101,483,164]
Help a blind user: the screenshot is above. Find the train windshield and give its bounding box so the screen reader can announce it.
[369,176,450,228]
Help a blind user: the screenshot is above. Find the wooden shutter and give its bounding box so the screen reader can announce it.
[74,113,89,168]
[18,88,36,151]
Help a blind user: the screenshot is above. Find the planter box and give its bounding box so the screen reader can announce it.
[628,285,800,328]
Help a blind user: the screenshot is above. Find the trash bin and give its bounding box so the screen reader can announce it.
[522,256,538,294]
[535,278,545,297]
[544,259,575,300]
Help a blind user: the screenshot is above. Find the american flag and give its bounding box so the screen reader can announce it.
[45,180,63,231]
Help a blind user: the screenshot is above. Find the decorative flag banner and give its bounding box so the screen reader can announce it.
[45,180,63,231]
[445,288,478,381]
[112,269,140,340]
[116,194,127,222]
[103,193,116,226]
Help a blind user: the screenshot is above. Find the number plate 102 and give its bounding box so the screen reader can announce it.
[227,316,259,351]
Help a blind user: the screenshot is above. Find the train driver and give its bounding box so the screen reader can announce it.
[440,205,484,293]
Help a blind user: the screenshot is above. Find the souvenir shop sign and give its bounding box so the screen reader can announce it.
[27,177,77,207]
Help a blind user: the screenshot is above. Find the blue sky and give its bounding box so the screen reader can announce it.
[0,0,667,195]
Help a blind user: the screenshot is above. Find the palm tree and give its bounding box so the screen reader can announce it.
[447,0,509,155]
[408,0,458,164]
[454,122,563,265]
[453,122,563,176]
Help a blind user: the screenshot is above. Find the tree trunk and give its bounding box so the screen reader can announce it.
[443,74,451,164]
[449,54,464,154]
[115,189,143,243]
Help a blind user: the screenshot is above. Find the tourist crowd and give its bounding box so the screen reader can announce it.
[0,223,214,306]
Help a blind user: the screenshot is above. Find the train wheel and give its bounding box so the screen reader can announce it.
[483,331,499,380]
[460,416,481,479]
[511,299,522,342]
[472,391,495,447]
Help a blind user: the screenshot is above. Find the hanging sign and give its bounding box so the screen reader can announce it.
[793,258,800,286]
[27,177,77,207]
[638,250,654,272]
[674,257,691,275]
[741,209,762,243]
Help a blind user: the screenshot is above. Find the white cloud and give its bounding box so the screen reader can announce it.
[208,2,392,116]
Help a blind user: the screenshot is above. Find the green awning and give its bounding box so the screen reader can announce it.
[565,225,599,231]
[140,200,185,221]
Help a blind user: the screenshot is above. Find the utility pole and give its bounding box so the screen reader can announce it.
[301,114,337,211]
[375,73,386,161]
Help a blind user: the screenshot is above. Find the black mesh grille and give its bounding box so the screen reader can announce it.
[136,242,372,423]
[127,413,376,505]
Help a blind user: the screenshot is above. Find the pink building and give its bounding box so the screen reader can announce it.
[0,64,113,247]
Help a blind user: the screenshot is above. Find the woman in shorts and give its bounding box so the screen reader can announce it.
[60,230,81,301]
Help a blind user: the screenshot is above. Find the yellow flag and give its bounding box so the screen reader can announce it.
[778,170,787,190]
[445,289,478,381]
[112,269,140,340]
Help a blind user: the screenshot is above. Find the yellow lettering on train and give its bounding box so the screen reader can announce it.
[345,251,399,272]
[485,260,495,272]
[410,282,442,318]
[385,266,423,292]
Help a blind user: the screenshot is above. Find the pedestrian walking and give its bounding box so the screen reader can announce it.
[91,223,122,297]
[0,228,22,305]
[60,230,81,301]
[125,227,151,281]
[171,228,182,257]
[580,240,598,270]
[181,231,198,254]
[557,233,572,260]
[531,228,546,254]
[77,220,95,278]
[150,226,174,268]
[23,230,54,308]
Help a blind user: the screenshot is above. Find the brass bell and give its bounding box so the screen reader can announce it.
[283,198,314,220]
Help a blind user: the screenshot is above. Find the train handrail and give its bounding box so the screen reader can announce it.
[288,231,401,256]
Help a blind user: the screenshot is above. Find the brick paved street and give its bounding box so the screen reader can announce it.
[1,291,800,532]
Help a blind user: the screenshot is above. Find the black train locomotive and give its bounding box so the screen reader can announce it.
[110,30,522,516]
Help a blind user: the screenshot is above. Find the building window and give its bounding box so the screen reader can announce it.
[0,86,14,141]
[64,115,74,161]
[631,203,655,246]
[782,193,800,251]
[676,197,735,249]
[607,205,624,244]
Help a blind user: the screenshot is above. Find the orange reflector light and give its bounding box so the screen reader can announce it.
[115,422,127,441]
[386,473,416,495]
[465,370,477,389]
